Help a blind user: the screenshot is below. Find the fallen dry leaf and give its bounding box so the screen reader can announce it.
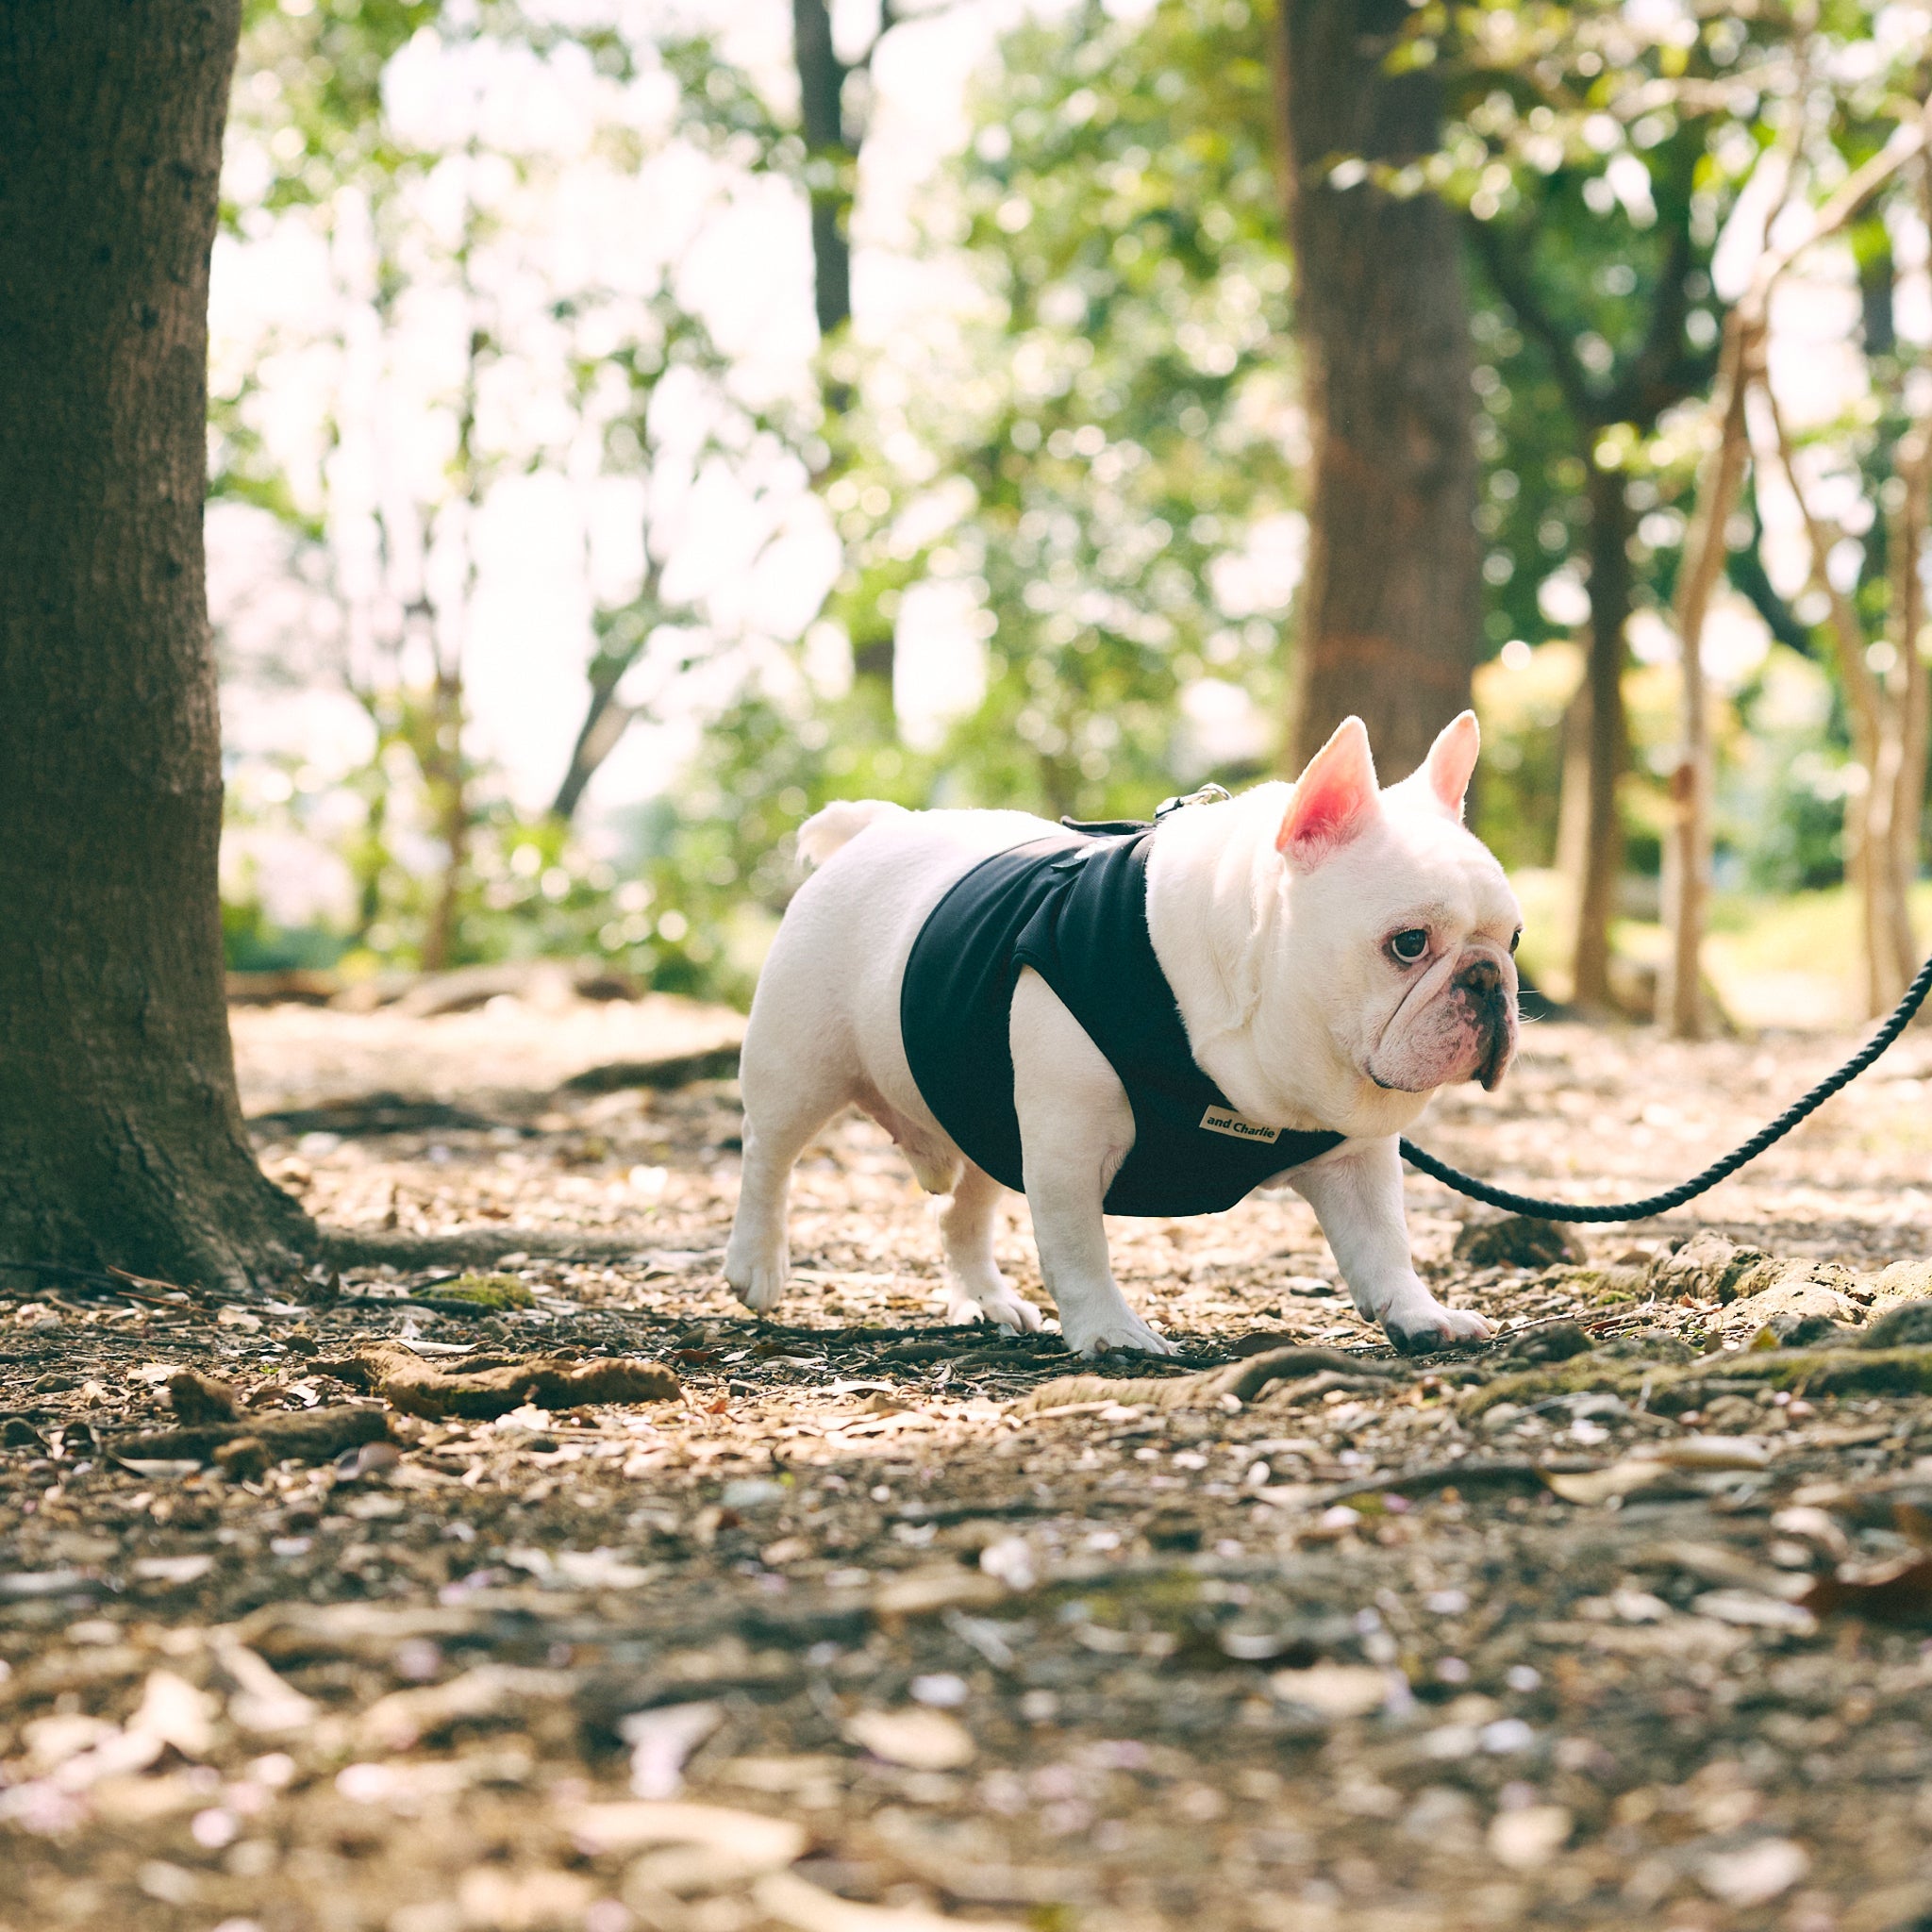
[623,1701,722,1798]
[755,1871,1025,1932]
[1488,1804,1572,1871]
[1266,1665,1393,1721]
[844,1707,976,1771]
[571,1797,806,1892]
[1802,1554,1932,1625]
[569,1799,808,1864]
[1697,1837,1810,1907]
[358,1664,577,1751]
[1545,1434,1773,1504]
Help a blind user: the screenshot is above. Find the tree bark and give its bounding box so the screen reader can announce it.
[792,0,853,344]
[552,666,631,825]
[1274,0,1481,780]
[1893,408,1930,996]
[551,560,671,825]
[1659,318,1753,1039]
[421,665,468,974]
[0,2,314,1285]
[1571,464,1632,1013]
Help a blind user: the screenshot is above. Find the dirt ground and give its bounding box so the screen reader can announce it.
[6,996,1932,1932]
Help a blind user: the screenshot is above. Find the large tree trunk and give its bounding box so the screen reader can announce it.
[1274,0,1481,779]
[1570,464,1633,1013]
[0,3,313,1286]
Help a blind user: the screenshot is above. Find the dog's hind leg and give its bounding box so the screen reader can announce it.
[940,1162,1040,1333]
[724,1029,851,1317]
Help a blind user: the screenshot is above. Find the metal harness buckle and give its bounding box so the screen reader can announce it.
[1154,782,1233,821]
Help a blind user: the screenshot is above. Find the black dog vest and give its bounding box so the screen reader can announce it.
[899,827,1344,1215]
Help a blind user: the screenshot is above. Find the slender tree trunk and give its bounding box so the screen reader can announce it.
[1890,404,1929,999]
[423,667,468,974]
[792,0,853,344]
[1766,369,1920,1016]
[1274,0,1481,779]
[1905,157,1932,958]
[552,560,670,824]
[793,0,891,705]
[353,777,389,948]
[0,2,313,1285]
[1659,319,1753,1038]
[423,213,485,973]
[1571,465,1632,1013]
[552,669,630,825]
[1555,681,1592,893]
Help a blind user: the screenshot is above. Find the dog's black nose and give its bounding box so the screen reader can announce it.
[1456,955,1504,1000]
[1457,954,1516,1091]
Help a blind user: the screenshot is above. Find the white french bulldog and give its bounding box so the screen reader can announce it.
[723,711,1521,1355]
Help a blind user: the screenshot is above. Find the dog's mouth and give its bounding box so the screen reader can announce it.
[1365,962,1519,1096]
[1474,1009,1516,1091]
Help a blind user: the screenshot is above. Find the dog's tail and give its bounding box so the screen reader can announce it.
[796,799,907,868]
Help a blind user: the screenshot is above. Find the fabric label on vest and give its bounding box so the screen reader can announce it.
[1198,1106,1281,1144]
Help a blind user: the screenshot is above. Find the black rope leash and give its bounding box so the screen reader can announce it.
[1398,943,1932,1223]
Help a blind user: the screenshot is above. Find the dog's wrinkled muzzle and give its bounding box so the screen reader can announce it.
[1455,953,1517,1091]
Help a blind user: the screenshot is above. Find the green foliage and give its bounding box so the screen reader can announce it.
[230,0,442,214]
[639,0,1301,982]
[917,0,1295,816]
[221,893,348,974]
[1722,646,1850,894]
[1471,641,1581,870]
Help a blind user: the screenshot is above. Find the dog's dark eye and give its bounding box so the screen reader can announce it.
[1389,928,1430,965]
[1509,928,1522,955]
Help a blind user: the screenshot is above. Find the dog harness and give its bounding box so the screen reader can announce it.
[899,824,1344,1215]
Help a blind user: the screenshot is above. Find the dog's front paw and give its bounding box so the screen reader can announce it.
[945,1279,1043,1334]
[1381,1294,1491,1354]
[724,1243,789,1316]
[1061,1311,1176,1358]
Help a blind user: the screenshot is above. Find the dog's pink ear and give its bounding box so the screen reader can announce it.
[1277,716,1379,868]
[1422,709,1481,820]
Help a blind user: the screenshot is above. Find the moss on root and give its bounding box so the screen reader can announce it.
[1459,1359,1656,1416]
[1459,1344,1932,1416]
[1669,1345,1932,1400]
[1542,1265,1651,1306]
[434,1273,535,1310]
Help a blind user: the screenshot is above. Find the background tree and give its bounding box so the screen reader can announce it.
[791,0,899,698]
[0,0,312,1284]
[1662,113,1932,1027]
[1453,92,1724,1008]
[1273,0,1482,778]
